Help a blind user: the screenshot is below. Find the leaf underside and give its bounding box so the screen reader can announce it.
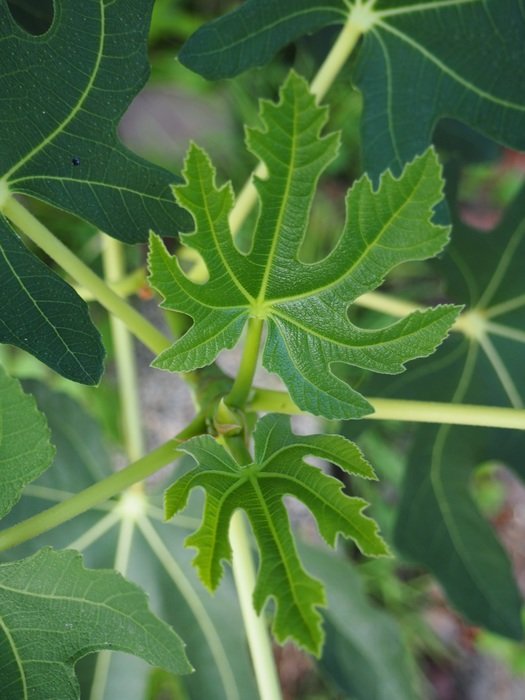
[1,384,257,700]
[0,548,191,700]
[165,413,388,654]
[149,71,459,420]
[179,0,525,177]
[0,0,189,384]
[363,179,525,640]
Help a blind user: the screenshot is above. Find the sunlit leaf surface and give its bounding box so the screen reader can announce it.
[149,71,458,419]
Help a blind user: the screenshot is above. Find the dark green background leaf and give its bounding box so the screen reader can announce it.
[0,365,54,520]
[355,0,525,176]
[179,0,525,177]
[302,545,420,700]
[1,384,257,700]
[0,0,190,383]
[178,0,346,80]
[1,0,188,242]
[362,180,525,640]
[0,221,104,384]
[0,548,191,699]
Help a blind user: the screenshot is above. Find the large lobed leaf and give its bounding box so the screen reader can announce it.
[362,177,525,640]
[0,548,191,699]
[0,377,192,696]
[149,71,459,420]
[0,0,189,384]
[1,383,256,700]
[179,0,525,178]
[165,413,388,654]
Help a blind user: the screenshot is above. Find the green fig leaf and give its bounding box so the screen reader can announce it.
[0,364,54,520]
[0,548,191,699]
[149,71,459,420]
[179,0,525,177]
[0,0,189,383]
[165,413,388,654]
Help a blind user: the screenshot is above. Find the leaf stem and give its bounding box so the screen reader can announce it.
[229,510,283,700]
[225,317,264,409]
[309,7,366,101]
[2,196,171,356]
[248,389,525,430]
[88,237,146,700]
[0,413,206,552]
[229,10,365,235]
[102,236,146,462]
[222,392,282,699]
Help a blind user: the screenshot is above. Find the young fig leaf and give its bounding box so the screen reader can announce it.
[165,413,388,654]
[149,71,459,419]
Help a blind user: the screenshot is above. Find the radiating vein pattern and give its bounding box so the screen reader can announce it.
[178,0,525,178]
[0,0,190,384]
[149,71,459,419]
[165,413,388,653]
[0,0,188,242]
[357,0,525,174]
[382,181,525,641]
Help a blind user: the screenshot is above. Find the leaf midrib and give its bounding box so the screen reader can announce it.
[257,470,373,547]
[194,162,254,305]
[0,614,27,699]
[255,94,300,304]
[378,0,480,19]
[376,16,525,112]
[270,305,442,351]
[3,1,107,183]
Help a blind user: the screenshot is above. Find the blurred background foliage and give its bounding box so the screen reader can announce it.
[3,1,525,698]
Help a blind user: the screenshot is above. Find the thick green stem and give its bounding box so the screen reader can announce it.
[0,414,206,552]
[248,389,525,430]
[220,321,283,700]
[221,435,283,700]
[89,513,136,700]
[225,317,264,409]
[89,238,145,700]
[3,196,171,356]
[229,511,283,700]
[229,9,365,236]
[309,6,367,101]
[102,236,145,462]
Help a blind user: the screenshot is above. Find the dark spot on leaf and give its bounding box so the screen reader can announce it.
[6,0,54,36]
[72,158,81,166]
